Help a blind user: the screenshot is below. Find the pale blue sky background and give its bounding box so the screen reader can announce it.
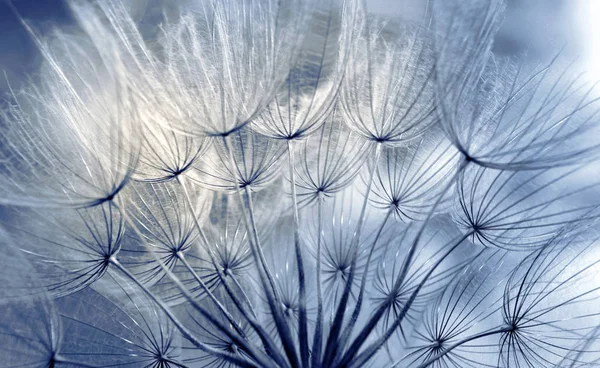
[0,0,70,91]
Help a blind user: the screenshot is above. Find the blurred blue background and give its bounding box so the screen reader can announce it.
[0,0,70,92]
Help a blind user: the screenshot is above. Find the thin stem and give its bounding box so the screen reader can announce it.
[127,178,259,357]
[335,206,394,358]
[150,251,276,368]
[175,175,214,255]
[311,192,325,368]
[336,160,470,367]
[178,253,247,337]
[177,176,288,368]
[222,135,300,368]
[230,273,259,319]
[288,139,309,368]
[243,184,300,367]
[112,200,259,366]
[213,258,290,368]
[342,232,473,368]
[176,177,254,325]
[414,327,510,368]
[108,257,256,368]
[212,257,289,368]
[322,142,382,367]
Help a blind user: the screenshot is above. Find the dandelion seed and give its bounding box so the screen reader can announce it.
[499,229,600,367]
[340,19,437,145]
[303,190,367,311]
[295,106,369,205]
[203,193,257,290]
[433,0,600,169]
[370,217,475,342]
[406,250,518,368]
[189,127,286,192]
[133,90,211,182]
[57,275,183,367]
[453,164,600,250]
[119,181,214,304]
[2,202,124,298]
[0,28,140,208]
[370,129,460,221]
[178,290,258,368]
[251,0,355,141]
[261,216,316,340]
[159,0,305,137]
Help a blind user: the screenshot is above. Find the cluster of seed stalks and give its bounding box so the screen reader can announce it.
[1,0,600,367]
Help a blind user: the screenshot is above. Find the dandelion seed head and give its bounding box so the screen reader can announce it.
[3,0,600,367]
